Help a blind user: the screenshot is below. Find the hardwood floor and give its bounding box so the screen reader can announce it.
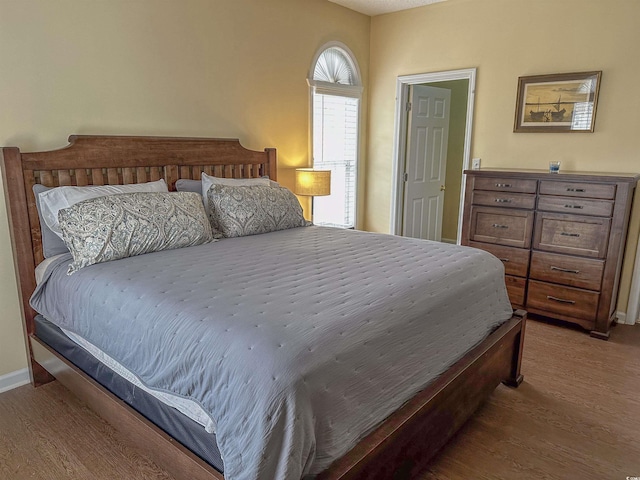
[1,319,638,479]
[421,318,640,479]
[0,379,173,479]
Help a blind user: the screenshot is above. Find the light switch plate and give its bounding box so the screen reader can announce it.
[471,158,481,170]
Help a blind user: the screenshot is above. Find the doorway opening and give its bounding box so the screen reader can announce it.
[390,68,476,244]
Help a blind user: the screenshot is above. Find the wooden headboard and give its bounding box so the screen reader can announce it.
[1,135,276,381]
[0,135,527,480]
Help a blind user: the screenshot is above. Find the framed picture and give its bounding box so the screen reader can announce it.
[514,71,602,133]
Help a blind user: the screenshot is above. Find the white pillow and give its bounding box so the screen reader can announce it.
[39,179,169,240]
[201,173,271,215]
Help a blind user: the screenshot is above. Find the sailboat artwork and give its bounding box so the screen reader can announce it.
[529,95,567,122]
[527,92,569,123]
[524,84,583,124]
[550,95,566,122]
[529,97,546,121]
[514,71,601,132]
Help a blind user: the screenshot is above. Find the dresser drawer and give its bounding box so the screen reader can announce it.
[527,280,599,321]
[537,196,614,217]
[474,177,537,194]
[533,212,610,258]
[505,275,526,307]
[539,180,616,199]
[472,191,536,209]
[462,170,638,337]
[530,251,604,291]
[470,207,534,248]
[469,241,530,277]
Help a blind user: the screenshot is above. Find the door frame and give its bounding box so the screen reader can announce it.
[625,236,640,324]
[390,68,476,244]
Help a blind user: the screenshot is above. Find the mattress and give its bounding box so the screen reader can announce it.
[34,314,225,472]
[31,225,513,480]
[34,255,218,434]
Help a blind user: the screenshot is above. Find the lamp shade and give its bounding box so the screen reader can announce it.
[294,168,331,196]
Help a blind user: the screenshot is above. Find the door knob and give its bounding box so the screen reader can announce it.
[440,185,446,191]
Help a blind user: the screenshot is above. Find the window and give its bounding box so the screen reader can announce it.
[308,43,362,228]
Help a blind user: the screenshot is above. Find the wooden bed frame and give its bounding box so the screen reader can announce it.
[1,135,526,480]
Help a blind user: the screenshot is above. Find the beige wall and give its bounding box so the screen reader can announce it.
[366,0,640,313]
[0,0,370,377]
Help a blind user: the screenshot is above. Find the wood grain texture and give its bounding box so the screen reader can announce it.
[527,280,599,323]
[420,319,640,480]
[537,195,614,217]
[1,135,277,390]
[472,176,538,194]
[469,241,530,277]
[471,191,536,210]
[469,206,534,248]
[2,135,524,480]
[504,275,526,308]
[2,319,637,480]
[462,169,639,338]
[0,380,174,480]
[538,180,616,199]
[24,315,523,480]
[318,314,525,480]
[533,212,610,259]
[530,251,604,291]
[29,338,222,480]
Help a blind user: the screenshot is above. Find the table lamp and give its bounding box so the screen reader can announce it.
[294,168,331,222]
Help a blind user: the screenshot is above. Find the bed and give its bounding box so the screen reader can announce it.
[1,135,526,480]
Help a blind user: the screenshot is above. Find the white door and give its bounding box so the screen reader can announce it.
[402,84,451,241]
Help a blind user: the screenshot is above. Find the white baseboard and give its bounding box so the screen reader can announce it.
[0,368,30,394]
[615,311,638,325]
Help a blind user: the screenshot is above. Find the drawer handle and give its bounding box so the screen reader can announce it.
[492,224,509,229]
[498,258,509,262]
[560,232,580,237]
[495,198,512,203]
[566,188,586,192]
[550,266,580,274]
[495,183,512,188]
[564,204,584,209]
[547,295,576,305]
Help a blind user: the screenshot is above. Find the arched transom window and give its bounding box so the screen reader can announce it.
[308,42,362,228]
[313,47,355,85]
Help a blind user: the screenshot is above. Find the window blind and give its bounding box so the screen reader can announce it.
[312,93,358,228]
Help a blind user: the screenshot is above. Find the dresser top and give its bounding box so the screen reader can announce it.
[464,168,640,183]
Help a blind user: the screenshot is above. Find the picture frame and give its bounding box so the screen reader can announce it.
[513,71,602,133]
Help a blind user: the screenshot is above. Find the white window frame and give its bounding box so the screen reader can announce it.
[307,41,363,228]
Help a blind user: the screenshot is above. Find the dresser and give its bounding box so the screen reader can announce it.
[461,169,639,339]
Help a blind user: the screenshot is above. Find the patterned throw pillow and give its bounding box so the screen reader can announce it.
[207,185,310,238]
[59,192,213,274]
[38,179,169,241]
[200,173,274,216]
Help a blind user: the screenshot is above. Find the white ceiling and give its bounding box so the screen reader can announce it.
[328,0,447,16]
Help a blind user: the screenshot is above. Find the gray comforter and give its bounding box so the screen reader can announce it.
[31,226,513,480]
